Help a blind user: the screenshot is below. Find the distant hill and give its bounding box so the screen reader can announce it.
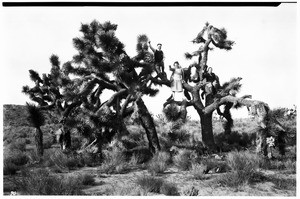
[3,104,58,146]
[3,104,58,128]
[3,104,31,127]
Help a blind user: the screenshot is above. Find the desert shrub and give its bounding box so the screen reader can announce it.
[160,182,179,196]
[136,175,164,194]
[285,145,296,159]
[217,171,246,188]
[25,139,31,144]
[65,156,83,169]
[217,150,260,188]
[269,175,296,190]
[123,146,153,164]
[105,185,142,196]
[147,151,170,175]
[42,148,83,169]
[189,163,207,180]
[70,136,82,151]
[43,138,53,149]
[42,149,67,167]
[215,131,256,151]
[201,158,230,173]
[3,160,19,175]
[5,150,29,166]
[173,149,196,171]
[11,168,84,195]
[163,103,181,122]
[182,186,199,196]
[79,152,100,167]
[9,138,27,151]
[226,150,260,173]
[168,129,190,144]
[98,148,130,174]
[80,174,95,186]
[26,149,40,163]
[284,159,296,174]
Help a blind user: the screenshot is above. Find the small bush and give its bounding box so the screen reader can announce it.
[163,103,181,121]
[98,148,130,174]
[136,175,164,194]
[42,149,83,169]
[190,163,207,180]
[9,139,27,151]
[11,168,85,195]
[217,150,260,188]
[173,149,196,171]
[3,161,19,175]
[79,152,100,167]
[168,129,190,143]
[70,136,82,151]
[284,159,296,174]
[43,138,53,149]
[105,185,142,196]
[65,156,82,169]
[160,182,179,196]
[217,171,247,188]
[202,158,230,173]
[226,150,259,174]
[182,186,199,196]
[269,176,296,190]
[5,150,29,166]
[80,174,95,186]
[147,151,170,175]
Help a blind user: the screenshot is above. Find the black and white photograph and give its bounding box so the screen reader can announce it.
[1,0,298,196]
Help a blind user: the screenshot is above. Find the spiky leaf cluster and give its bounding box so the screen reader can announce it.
[26,102,45,128]
[163,104,181,122]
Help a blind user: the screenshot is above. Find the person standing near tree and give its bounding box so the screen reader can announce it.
[148,41,165,75]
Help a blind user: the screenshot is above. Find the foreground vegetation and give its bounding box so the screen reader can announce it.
[3,105,296,196]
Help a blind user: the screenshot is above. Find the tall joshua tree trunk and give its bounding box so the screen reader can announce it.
[199,112,216,150]
[136,97,161,154]
[35,127,44,156]
[200,91,217,150]
[26,103,45,158]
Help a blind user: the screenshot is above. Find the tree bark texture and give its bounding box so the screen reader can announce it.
[35,128,44,157]
[199,112,217,150]
[136,98,161,154]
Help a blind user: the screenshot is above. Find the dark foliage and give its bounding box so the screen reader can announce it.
[26,103,45,128]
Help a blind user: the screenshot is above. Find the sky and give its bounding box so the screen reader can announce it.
[0,2,298,120]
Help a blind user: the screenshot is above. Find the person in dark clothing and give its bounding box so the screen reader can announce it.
[201,67,219,99]
[148,41,165,75]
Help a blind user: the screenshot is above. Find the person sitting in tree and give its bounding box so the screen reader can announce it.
[201,67,219,99]
[148,41,165,75]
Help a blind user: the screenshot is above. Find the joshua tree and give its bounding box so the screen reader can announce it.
[26,103,45,157]
[23,20,161,154]
[152,22,279,153]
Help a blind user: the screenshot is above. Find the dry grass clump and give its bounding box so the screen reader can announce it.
[136,175,179,195]
[217,150,260,188]
[4,149,29,175]
[147,151,170,175]
[160,182,180,196]
[10,168,85,195]
[98,147,131,174]
[182,186,199,196]
[80,174,96,186]
[3,161,20,175]
[42,149,84,170]
[189,163,208,180]
[173,149,196,171]
[269,175,296,191]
